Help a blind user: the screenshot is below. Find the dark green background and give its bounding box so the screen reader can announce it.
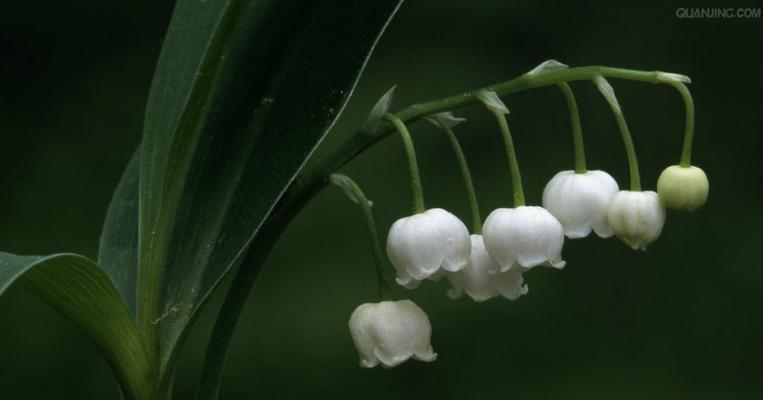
[1,1,761,398]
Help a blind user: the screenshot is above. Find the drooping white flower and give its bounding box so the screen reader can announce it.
[446,234,528,302]
[387,208,471,289]
[606,191,666,250]
[657,165,709,211]
[482,206,566,273]
[542,170,619,239]
[348,300,437,368]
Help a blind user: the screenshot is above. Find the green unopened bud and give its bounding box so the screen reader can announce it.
[657,165,709,211]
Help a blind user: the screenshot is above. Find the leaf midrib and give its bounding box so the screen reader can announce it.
[137,0,249,366]
[157,1,310,375]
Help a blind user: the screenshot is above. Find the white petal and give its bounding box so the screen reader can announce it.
[349,300,436,368]
[546,244,566,270]
[395,269,423,290]
[387,208,470,287]
[606,191,666,250]
[445,269,466,300]
[386,213,446,280]
[542,170,619,239]
[586,171,620,237]
[447,236,530,302]
[494,266,529,300]
[433,209,471,272]
[482,208,518,273]
[447,235,498,301]
[483,206,566,272]
[348,303,380,368]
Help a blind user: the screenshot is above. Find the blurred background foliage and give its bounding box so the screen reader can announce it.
[1,0,762,398]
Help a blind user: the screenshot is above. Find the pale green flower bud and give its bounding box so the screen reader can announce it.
[657,165,709,212]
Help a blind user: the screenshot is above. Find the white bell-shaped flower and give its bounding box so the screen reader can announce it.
[387,208,471,289]
[446,234,528,302]
[482,206,566,273]
[348,300,437,368]
[606,190,666,250]
[542,170,619,238]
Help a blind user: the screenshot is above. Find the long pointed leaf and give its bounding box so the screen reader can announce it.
[120,0,405,377]
[0,252,153,400]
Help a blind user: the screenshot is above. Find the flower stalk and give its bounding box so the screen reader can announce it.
[330,173,391,299]
[612,109,642,191]
[384,113,425,214]
[427,114,483,234]
[593,76,642,192]
[478,91,526,207]
[558,82,587,173]
[495,113,526,206]
[671,82,696,167]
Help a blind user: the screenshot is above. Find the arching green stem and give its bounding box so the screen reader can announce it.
[492,113,526,206]
[384,113,425,214]
[300,67,689,190]
[431,119,482,233]
[330,174,391,300]
[200,65,692,400]
[671,82,695,166]
[558,82,586,173]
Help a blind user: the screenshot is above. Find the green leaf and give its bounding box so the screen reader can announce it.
[0,252,153,400]
[99,147,140,315]
[95,0,405,383]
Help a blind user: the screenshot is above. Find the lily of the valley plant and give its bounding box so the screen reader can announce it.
[342,61,707,368]
[0,1,708,398]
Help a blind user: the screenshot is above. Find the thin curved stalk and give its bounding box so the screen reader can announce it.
[330,173,391,299]
[593,76,642,191]
[671,82,696,166]
[384,113,426,213]
[558,82,587,173]
[487,109,526,207]
[611,108,642,191]
[431,120,482,234]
